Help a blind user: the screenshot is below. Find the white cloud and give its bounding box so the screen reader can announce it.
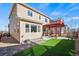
[64,17,79,26]
[63,12,68,16]
[63,4,76,16]
[64,17,71,23]
[63,17,79,29]
[38,3,49,10]
[55,4,64,10]
[0,26,8,31]
[70,7,78,11]
[51,11,61,16]
[50,4,76,17]
[63,6,79,16]
[64,17,79,21]
[50,4,64,17]
[72,16,79,19]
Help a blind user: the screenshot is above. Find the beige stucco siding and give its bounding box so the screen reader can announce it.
[20,20,42,43]
[9,3,51,44]
[9,17,20,42]
[17,4,50,24]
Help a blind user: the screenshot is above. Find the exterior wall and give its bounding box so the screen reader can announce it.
[17,4,50,24]
[9,4,20,42]
[9,3,51,44]
[20,21,42,44]
[16,4,50,43]
[9,17,20,42]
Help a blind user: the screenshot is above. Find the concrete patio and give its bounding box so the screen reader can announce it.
[0,36,34,56]
[0,36,44,56]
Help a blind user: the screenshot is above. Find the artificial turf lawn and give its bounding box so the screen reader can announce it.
[14,39,76,56]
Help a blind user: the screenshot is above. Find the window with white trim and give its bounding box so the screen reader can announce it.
[31,25,37,32]
[39,15,41,20]
[45,18,48,22]
[25,24,29,32]
[28,10,32,17]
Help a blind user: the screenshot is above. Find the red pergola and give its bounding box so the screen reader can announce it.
[43,20,64,28]
[43,20,65,36]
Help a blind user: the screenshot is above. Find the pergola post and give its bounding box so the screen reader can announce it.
[60,27,61,36]
[48,25,51,36]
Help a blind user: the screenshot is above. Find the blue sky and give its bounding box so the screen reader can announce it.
[0,3,79,31]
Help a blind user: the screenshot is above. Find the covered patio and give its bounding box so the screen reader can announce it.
[43,19,65,37]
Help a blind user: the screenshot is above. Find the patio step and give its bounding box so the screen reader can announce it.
[30,39,44,44]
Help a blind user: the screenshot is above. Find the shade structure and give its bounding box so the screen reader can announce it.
[43,20,65,28]
[43,20,65,36]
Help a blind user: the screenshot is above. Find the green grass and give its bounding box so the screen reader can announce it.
[14,39,76,56]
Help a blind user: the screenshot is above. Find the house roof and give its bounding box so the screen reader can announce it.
[9,3,16,19]
[9,3,52,20]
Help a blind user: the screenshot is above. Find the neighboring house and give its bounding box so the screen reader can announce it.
[9,3,50,44]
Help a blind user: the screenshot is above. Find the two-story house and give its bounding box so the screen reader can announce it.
[9,3,50,44]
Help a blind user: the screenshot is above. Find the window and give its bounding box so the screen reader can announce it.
[45,18,48,22]
[31,25,37,32]
[28,10,32,17]
[38,26,40,32]
[39,15,41,20]
[25,24,29,32]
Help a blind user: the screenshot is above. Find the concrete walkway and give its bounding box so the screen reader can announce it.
[0,42,36,56]
[0,36,43,56]
[30,38,45,44]
[0,36,36,56]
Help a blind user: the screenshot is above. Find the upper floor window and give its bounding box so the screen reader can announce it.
[25,24,29,32]
[28,10,32,17]
[39,15,41,20]
[45,18,48,22]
